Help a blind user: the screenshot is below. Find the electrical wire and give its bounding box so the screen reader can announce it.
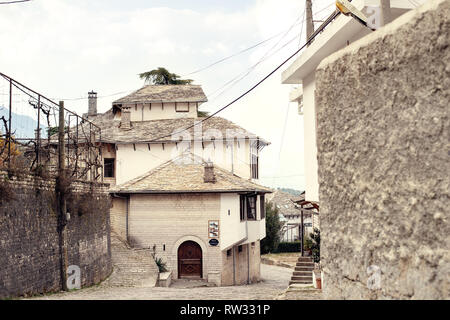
[141,12,341,144]
[0,0,31,4]
[52,3,337,102]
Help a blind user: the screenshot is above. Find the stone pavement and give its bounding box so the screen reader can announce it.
[28,264,321,300]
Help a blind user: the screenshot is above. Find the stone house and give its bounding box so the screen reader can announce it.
[85,84,272,286]
[267,190,318,242]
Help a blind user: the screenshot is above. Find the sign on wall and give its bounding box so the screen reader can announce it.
[208,220,219,239]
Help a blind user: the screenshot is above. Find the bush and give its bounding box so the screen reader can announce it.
[275,241,301,253]
[153,256,168,273]
[310,228,320,263]
[260,202,283,254]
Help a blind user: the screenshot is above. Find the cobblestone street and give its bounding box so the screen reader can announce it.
[28,264,321,300]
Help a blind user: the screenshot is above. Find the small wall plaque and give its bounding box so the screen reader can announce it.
[209,239,219,246]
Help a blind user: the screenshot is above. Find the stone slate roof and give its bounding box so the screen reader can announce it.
[113,85,208,104]
[266,190,303,217]
[86,110,269,145]
[111,153,273,194]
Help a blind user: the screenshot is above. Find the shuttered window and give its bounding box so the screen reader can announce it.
[260,195,265,219]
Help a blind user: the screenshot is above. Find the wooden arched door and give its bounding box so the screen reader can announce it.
[178,241,202,279]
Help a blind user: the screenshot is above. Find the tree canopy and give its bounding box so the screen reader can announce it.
[261,201,283,254]
[139,67,193,85]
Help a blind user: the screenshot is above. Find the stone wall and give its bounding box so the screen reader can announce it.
[0,172,112,299]
[315,0,449,299]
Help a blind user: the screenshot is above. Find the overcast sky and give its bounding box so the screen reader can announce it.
[0,0,337,191]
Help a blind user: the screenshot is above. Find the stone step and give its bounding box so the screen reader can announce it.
[295,266,314,272]
[291,276,313,281]
[297,257,313,262]
[289,280,313,285]
[293,271,312,277]
[296,262,314,267]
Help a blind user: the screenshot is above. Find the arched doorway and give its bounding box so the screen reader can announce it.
[178,240,202,279]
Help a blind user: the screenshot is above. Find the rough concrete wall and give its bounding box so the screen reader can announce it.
[0,173,112,299]
[315,0,449,299]
[221,241,261,286]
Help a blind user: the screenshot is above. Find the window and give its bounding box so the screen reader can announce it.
[250,143,259,179]
[246,196,257,220]
[227,249,232,257]
[238,245,243,253]
[260,195,265,219]
[175,102,189,112]
[240,195,246,221]
[104,158,115,178]
[240,194,258,221]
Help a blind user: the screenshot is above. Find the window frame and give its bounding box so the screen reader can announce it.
[104,158,115,178]
[175,102,190,113]
[250,142,259,179]
[260,195,265,219]
[246,195,257,221]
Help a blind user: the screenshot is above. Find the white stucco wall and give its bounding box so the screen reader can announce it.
[219,193,246,250]
[302,72,320,202]
[125,102,198,121]
[115,139,252,185]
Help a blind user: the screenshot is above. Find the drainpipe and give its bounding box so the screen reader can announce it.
[232,246,236,286]
[126,196,129,243]
[247,243,250,284]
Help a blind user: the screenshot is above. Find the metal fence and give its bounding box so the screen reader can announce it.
[0,72,103,181]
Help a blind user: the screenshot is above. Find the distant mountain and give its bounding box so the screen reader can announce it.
[277,187,303,196]
[0,107,47,139]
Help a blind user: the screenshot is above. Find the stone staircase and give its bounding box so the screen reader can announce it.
[101,233,159,288]
[289,256,314,285]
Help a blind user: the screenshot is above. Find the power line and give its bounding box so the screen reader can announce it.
[205,4,311,103]
[141,11,341,144]
[181,2,337,78]
[53,3,335,102]
[53,90,131,102]
[204,2,333,103]
[0,0,31,4]
[180,33,286,78]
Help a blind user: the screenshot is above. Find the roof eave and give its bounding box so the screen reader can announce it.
[110,189,272,194]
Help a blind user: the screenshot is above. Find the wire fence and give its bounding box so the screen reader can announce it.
[0,72,103,182]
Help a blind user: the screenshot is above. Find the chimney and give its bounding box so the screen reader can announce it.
[88,91,97,116]
[204,161,216,183]
[120,106,131,130]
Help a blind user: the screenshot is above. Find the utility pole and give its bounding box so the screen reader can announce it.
[380,0,392,26]
[300,208,304,257]
[57,101,68,291]
[306,0,314,45]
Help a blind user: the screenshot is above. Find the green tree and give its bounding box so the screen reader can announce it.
[197,111,210,118]
[139,67,193,85]
[261,201,283,254]
[310,228,320,263]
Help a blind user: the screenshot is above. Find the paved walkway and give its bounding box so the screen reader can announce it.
[26,235,322,300]
[29,264,312,300]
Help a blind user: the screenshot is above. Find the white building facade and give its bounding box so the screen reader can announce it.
[87,84,271,286]
[281,0,421,203]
